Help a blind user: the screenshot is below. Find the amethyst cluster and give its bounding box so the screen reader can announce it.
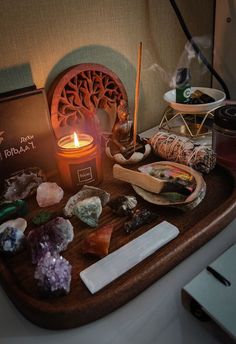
[27,217,74,264]
[27,217,74,297]
[35,252,72,297]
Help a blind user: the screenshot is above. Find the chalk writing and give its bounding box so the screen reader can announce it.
[20,135,34,143]
[4,141,36,159]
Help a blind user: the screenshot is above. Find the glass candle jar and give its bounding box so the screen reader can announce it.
[212,105,236,170]
[56,133,102,190]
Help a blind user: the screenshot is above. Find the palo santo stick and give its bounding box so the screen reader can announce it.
[133,42,142,148]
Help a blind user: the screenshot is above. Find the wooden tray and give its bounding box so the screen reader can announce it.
[0,158,236,330]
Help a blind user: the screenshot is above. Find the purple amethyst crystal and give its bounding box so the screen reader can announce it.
[0,226,25,255]
[27,217,74,264]
[35,251,72,297]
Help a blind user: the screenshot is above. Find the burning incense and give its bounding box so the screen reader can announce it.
[133,42,142,148]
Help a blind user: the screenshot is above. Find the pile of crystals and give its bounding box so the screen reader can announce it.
[27,217,74,297]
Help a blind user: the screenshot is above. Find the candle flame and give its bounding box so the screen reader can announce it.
[73,132,80,147]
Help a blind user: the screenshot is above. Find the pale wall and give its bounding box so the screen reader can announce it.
[0,0,214,132]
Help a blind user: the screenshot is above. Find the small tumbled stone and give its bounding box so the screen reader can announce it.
[0,200,28,223]
[108,195,137,216]
[32,211,54,226]
[27,217,74,264]
[0,218,27,233]
[0,227,25,255]
[36,182,64,207]
[34,251,72,297]
[124,208,156,234]
[73,196,102,227]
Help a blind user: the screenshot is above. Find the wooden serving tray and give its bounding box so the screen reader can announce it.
[0,158,236,330]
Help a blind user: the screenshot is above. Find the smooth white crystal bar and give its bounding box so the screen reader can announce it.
[80,221,179,294]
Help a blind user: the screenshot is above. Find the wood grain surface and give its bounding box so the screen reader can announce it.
[0,155,235,330]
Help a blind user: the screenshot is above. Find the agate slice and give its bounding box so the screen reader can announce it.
[64,185,110,217]
[36,182,64,207]
[0,227,26,255]
[34,251,72,297]
[73,196,102,228]
[27,217,74,264]
[124,208,156,234]
[108,195,137,216]
[82,224,114,258]
[3,167,46,201]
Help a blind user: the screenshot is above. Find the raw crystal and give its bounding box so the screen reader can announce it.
[0,218,27,233]
[108,195,137,216]
[36,182,64,207]
[0,200,28,223]
[124,208,156,234]
[73,196,102,227]
[3,167,46,201]
[82,224,114,257]
[27,217,74,264]
[34,251,72,297]
[0,227,25,255]
[64,185,110,217]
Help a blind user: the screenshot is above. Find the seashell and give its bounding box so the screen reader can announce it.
[108,195,137,216]
[0,227,26,255]
[0,218,27,234]
[82,224,114,257]
[64,185,110,217]
[3,167,46,201]
[36,182,64,207]
[133,161,206,210]
[73,196,102,228]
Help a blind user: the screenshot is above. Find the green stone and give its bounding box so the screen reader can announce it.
[0,200,28,223]
[32,211,53,226]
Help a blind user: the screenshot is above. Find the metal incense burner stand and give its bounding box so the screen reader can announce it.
[159,106,214,145]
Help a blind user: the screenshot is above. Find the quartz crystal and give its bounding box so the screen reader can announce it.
[73,196,102,227]
[0,226,25,255]
[27,217,74,264]
[36,182,64,207]
[35,251,72,297]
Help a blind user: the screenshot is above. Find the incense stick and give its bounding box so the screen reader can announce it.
[133,42,142,148]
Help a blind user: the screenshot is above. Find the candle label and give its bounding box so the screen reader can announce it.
[69,159,97,186]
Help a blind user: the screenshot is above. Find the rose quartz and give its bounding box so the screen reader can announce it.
[36,182,64,207]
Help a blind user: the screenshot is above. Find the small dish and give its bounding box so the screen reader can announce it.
[163,87,226,113]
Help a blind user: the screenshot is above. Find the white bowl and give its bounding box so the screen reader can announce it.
[163,87,226,113]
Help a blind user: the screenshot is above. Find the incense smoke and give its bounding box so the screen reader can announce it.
[143,35,212,88]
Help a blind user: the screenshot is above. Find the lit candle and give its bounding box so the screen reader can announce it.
[56,132,102,190]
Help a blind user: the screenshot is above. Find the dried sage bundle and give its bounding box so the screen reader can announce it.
[150,131,216,173]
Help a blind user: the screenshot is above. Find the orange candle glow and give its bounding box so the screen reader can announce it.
[56,133,102,190]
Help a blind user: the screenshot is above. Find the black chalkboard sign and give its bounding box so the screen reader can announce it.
[0,89,57,190]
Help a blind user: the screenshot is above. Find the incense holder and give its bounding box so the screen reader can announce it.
[105,139,151,165]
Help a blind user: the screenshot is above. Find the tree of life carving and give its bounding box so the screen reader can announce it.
[50,65,128,139]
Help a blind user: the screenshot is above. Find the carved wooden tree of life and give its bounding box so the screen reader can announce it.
[49,64,128,141]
